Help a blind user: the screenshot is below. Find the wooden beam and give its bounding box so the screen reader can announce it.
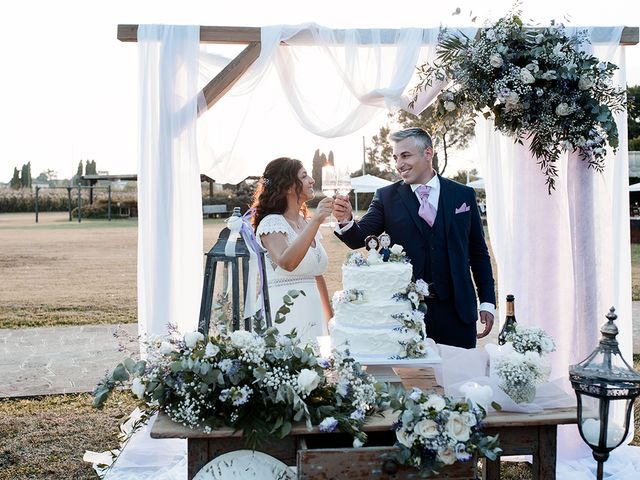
[118,25,261,44]
[621,26,639,45]
[118,24,639,46]
[197,42,261,114]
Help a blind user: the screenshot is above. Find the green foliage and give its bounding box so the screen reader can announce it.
[628,85,640,141]
[20,162,31,188]
[630,137,640,152]
[10,167,21,189]
[396,101,475,176]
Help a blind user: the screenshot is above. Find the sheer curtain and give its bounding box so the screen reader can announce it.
[197,24,453,184]
[137,25,203,338]
[477,26,638,477]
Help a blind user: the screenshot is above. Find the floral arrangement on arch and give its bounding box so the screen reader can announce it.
[494,324,556,403]
[390,386,502,477]
[93,290,383,449]
[411,6,626,192]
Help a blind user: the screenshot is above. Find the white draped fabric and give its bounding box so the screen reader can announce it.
[137,25,203,337]
[197,24,454,184]
[477,26,639,476]
[107,22,639,480]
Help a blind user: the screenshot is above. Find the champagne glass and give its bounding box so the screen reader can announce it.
[335,163,352,197]
[321,165,337,226]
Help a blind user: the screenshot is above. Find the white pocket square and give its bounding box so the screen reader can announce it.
[455,203,471,214]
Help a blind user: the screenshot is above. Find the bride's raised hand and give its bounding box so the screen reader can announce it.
[312,196,334,223]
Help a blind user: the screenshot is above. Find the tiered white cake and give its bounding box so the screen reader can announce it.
[328,254,430,360]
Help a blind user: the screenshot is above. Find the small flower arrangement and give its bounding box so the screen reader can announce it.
[388,244,409,263]
[332,288,365,305]
[389,386,501,477]
[93,291,384,449]
[345,251,369,267]
[391,309,427,359]
[494,323,555,403]
[494,351,550,403]
[393,279,430,308]
[411,5,626,192]
[505,324,556,355]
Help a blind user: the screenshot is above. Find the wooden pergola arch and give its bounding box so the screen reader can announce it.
[118,24,639,117]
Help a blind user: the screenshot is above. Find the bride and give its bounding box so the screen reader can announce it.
[251,157,334,344]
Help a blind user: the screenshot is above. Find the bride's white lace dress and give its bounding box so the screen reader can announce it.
[256,214,328,344]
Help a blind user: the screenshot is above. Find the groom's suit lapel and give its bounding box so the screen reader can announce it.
[438,175,454,238]
[398,182,430,238]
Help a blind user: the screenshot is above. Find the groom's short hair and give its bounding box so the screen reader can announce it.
[389,128,433,151]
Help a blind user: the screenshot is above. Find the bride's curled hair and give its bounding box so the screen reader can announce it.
[251,157,309,229]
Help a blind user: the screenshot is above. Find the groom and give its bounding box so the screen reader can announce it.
[332,128,495,349]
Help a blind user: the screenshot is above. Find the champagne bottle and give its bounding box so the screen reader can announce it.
[497,294,517,345]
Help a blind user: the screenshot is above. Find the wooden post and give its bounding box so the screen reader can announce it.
[77,184,82,223]
[35,186,40,223]
[107,185,112,221]
[67,186,72,221]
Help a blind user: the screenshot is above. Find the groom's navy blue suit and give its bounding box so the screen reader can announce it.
[335,175,495,348]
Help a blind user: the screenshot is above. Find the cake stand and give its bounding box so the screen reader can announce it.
[354,341,442,383]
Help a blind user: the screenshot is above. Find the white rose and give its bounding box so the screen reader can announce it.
[461,411,477,427]
[438,447,457,465]
[184,331,204,349]
[205,342,220,357]
[578,77,593,90]
[390,244,404,254]
[505,92,520,106]
[489,53,503,68]
[423,394,446,412]
[353,438,364,448]
[396,427,415,447]
[409,388,422,401]
[131,377,145,399]
[519,68,535,84]
[526,62,540,73]
[446,411,471,442]
[414,419,439,439]
[540,336,555,353]
[297,369,321,394]
[159,341,173,355]
[230,330,254,348]
[408,292,420,304]
[555,102,572,116]
[444,101,457,112]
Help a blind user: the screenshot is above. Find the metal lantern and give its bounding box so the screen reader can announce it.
[198,207,272,334]
[569,307,640,480]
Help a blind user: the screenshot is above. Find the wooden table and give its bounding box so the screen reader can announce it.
[151,367,577,479]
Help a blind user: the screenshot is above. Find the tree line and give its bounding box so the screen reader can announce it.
[7,160,98,189]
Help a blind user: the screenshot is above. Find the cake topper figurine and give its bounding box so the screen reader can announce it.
[378,233,391,262]
[364,234,382,264]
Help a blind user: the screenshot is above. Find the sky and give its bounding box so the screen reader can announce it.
[0,0,638,183]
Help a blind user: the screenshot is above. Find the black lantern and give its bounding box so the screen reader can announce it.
[569,307,640,480]
[198,207,272,334]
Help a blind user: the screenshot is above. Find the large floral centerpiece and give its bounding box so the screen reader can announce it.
[411,7,626,192]
[93,291,383,448]
[494,324,556,403]
[389,386,502,477]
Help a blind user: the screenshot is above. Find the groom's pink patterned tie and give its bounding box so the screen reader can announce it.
[417,185,437,227]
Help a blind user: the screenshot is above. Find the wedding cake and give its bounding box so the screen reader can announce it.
[328,243,433,361]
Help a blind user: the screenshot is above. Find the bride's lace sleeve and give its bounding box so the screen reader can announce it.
[256,214,289,237]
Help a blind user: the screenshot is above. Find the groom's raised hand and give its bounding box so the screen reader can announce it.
[333,195,353,223]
